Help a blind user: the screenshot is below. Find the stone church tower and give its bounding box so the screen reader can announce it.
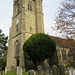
[7,0,44,71]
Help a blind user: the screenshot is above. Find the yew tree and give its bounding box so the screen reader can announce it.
[23,33,56,65]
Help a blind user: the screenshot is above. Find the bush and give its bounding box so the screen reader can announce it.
[0,59,6,71]
[25,60,36,71]
[23,33,56,65]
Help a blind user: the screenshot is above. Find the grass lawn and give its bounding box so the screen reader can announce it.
[4,71,16,75]
[4,71,28,75]
[4,71,53,75]
[4,73,28,75]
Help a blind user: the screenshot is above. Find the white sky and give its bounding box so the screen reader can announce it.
[0,0,64,38]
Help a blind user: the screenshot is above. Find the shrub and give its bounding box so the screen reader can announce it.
[23,33,56,65]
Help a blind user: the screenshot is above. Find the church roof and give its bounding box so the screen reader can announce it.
[49,35,75,56]
[50,35,75,48]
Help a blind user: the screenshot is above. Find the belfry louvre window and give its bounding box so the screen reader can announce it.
[17,4,20,14]
[30,5,32,11]
[28,4,30,10]
[28,4,32,11]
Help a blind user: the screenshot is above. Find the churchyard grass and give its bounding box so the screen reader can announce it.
[4,71,16,75]
[4,71,54,75]
[4,73,28,75]
[4,71,28,75]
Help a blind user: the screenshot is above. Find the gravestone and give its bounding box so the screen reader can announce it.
[1,71,3,75]
[65,70,69,75]
[28,70,35,75]
[5,67,7,73]
[52,65,58,75]
[68,68,75,75]
[17,66,19,75]
[58,64,65,75]
[17,66,22,75]
[37,65,43,75]
[44,64,51,75]
[0,71,1,75]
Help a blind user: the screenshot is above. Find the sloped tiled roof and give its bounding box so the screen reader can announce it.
[50,35,75,48]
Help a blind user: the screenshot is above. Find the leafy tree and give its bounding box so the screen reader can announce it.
[55,0,75,39]
[0,59,6,71]
[23,33,56,65]
[0,29,8,50]
[0,51,7,70]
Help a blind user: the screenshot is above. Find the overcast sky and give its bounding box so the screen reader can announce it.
[0,0,63,37]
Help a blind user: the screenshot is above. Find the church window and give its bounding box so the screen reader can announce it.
[28,4,30,10]
[16,19,19,31]
[16,25,18,31]
[16,44,19,56]
[30,27,32,32]
[62,50,67,60]
[17,4,20,14]
[28,4,32,11]
[73,56,75,60]
[30,5,32,11]
[15,43,20,56]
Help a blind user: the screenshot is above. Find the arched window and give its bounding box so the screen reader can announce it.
[28,4,30,10]
[17,4,20,14]
[16,44,20,56]
[62,50,67,60]
[28,4,32,11]
[30,27,32,32]
[30,5,32,11]
[16,25,18,31]
[15,41,20,57]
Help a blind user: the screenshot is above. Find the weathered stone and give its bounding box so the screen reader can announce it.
[58,64,65,75]
[28,70,35,75]
[17,66,22,75]
[5,67,7,73]
[52,65,58,75]
[1,71,3,75]
[68,69,75,75]
[0,71,1,75]
[7,0,44,71]
[37,65,43,75]
[17,66,19,75]
[65,70,69,75]
[44,64,51,75]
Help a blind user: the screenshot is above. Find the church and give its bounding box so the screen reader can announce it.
[7,0,44,71]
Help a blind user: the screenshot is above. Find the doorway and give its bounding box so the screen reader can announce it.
[17,59,19,66]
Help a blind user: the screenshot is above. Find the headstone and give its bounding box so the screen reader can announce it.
[44,64,51,75]
[5,67,7,73]
[28,70,35,75]
[52,65,58,75]
[1,71,3,75]
[58,64,65,75]
[68,68,75,75]
[71,69,73,75]
[37,65,43,75]
[17,66,19,75]
[0,71,1,75]
[73,70,75,75]
[65,70,69,75]
[17,66,22,75]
